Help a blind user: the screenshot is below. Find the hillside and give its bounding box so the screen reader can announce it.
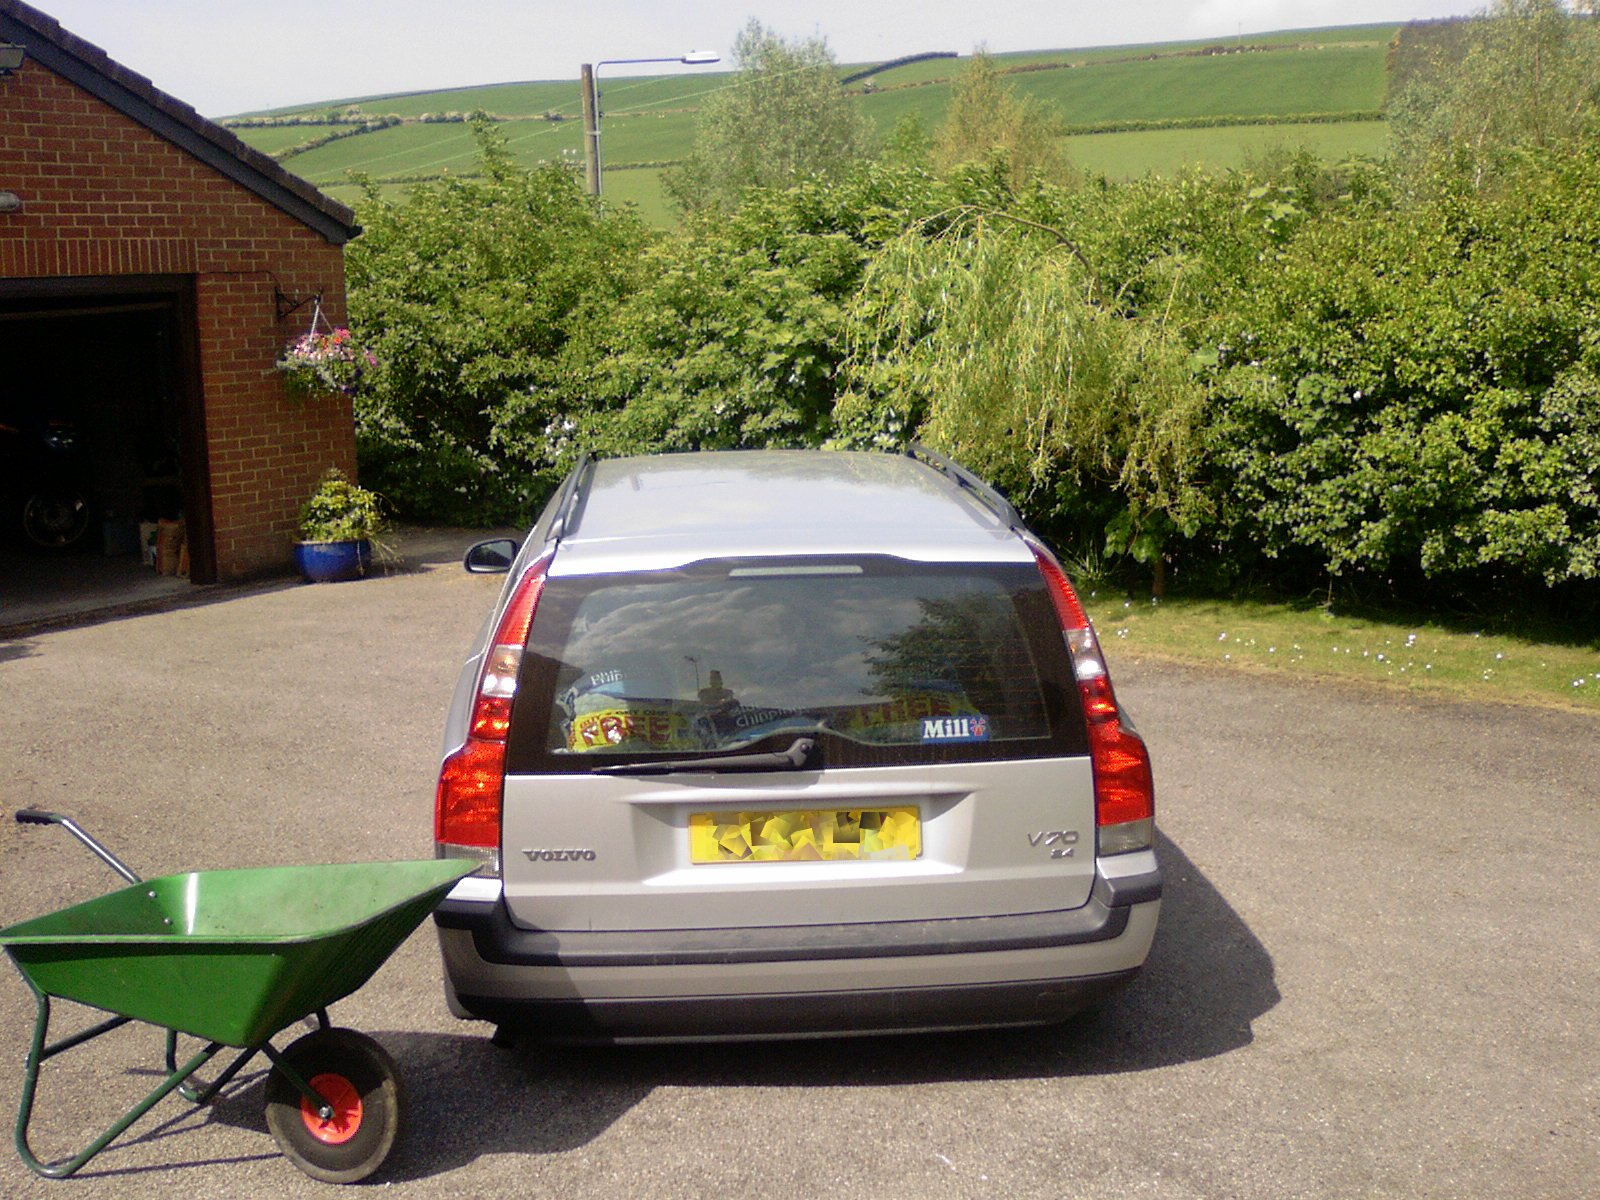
[228,23,1400,219]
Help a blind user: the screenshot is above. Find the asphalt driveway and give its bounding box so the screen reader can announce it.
[1,530,1596,1198]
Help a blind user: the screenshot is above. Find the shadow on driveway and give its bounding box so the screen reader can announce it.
[380,833,1273,1180]
[41,832,1272,1185]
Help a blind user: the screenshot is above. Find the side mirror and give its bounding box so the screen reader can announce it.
[463,538,519,574]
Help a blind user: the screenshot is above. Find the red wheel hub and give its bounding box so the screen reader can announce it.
[300,1073,363,1145]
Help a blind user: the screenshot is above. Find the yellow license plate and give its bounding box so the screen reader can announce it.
[689,808,921,864]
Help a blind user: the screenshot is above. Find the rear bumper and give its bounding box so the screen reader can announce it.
[447,970,1146,1042]
[435,863,1159,967]
[433,852,1160,1041]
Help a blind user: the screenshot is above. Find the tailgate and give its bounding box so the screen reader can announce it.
[500,757,1096,932]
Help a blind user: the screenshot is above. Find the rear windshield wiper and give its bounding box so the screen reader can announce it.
[591,737,815,777]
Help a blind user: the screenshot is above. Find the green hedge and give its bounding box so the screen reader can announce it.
[346,132,1600,616]
[1060,110,1383,137]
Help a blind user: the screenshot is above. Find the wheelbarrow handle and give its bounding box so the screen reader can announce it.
[12,808,143,884]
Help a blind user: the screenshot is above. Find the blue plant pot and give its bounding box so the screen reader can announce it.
[294,539,371,582]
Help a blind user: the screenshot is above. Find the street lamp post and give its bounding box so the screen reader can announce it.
[580,50,719,196]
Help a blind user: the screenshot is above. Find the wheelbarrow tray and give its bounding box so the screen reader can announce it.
[0,859,472,1048]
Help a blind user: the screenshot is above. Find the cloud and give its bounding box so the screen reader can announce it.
[1185,1,1468,39]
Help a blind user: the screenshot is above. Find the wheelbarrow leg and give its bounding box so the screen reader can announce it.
[165,1010,326,1105]
[164,1029,262,1106]
[13,982,224,1180]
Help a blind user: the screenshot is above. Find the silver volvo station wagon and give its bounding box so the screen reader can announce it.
[431,448,1160,1042]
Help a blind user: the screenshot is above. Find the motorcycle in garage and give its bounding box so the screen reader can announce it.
[0,412,93,552]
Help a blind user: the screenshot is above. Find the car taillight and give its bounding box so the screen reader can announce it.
[434,556,549,868]
[1030,543,1155,855]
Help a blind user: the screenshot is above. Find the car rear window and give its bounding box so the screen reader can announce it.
[506,557,1087,772]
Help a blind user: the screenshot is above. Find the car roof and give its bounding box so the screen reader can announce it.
[548,450,1031,575]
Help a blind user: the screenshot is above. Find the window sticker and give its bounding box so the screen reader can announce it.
[920,715,990,743]
[567,705,698,752]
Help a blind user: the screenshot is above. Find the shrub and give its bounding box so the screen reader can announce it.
[345,121,653,523]
[1203,144,1600,594]
[298,470,386,543]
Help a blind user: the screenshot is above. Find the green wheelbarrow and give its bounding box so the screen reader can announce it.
[0,809,473,1184]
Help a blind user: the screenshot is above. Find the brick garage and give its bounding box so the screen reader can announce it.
[0,0,360,585]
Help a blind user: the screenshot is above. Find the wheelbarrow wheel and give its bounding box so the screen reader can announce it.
[265,1027,401,1184]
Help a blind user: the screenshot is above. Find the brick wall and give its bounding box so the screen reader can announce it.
[0,57,356,580]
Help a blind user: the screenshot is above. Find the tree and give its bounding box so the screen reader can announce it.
[517,164,945,461]
[838,216,1210,569]
[665,20,874,213]
[932,51,1073,189]
[882,113,934,169]
[1388,0,1600,190]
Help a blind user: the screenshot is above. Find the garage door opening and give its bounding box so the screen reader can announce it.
[0,277,214,630]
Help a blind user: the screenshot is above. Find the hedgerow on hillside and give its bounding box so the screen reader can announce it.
[346,3,1600,619]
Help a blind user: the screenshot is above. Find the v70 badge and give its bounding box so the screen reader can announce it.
[1028,830,1079,858]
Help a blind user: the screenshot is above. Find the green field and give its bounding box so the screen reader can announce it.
[282,113,695,189]
[1065,119,1389,178]
[237,71,725,122]
[285,120,488,180]
[1009,46,1387,122]
[234,22,1406,216]
[857,40,1387,133]
[229,123,342,155]
[850,21,1395,85]
[593,168,677,224]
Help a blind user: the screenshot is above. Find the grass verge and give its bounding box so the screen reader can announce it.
[1082,592,1600,715]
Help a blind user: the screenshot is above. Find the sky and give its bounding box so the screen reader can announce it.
[22,0,1478,117]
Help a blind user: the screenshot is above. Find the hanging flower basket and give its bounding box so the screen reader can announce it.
[276,327,376,399]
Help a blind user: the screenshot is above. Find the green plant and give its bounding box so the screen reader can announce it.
[838,210,1211,556]
[345,121,654,523]
[664,19,874,214]
[327,50,1600,623]
[297,470,386,543]
[1202,141,1600,595]
[1387,0,1600,194]
[276,327,375,399]
[933,51,1073,188]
